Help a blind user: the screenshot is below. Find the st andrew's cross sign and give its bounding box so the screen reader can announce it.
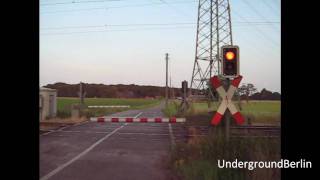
[210,75,245,126]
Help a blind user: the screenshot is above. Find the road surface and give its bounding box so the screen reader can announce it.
[40,102,185,180]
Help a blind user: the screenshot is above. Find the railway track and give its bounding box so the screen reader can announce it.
[230,125,280,137]
[170,124,280,143]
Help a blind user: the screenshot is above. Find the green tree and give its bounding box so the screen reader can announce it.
[238,83,257,103]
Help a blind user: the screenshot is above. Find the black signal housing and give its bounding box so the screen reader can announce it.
[221,45,239,78]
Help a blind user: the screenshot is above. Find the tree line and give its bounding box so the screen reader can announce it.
[237,83,280,101]
[43,82,280,100]
[44,82,182,98]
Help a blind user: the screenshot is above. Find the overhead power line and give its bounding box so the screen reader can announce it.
[40,26,196,36]
[40,0,197,14]
[40,0,123,6]
[41,23,195,30]
[261,0,280,16]
[241,0,279,32]
[40,21,279,30]
[233,9,280,47]
[158,0,189,17]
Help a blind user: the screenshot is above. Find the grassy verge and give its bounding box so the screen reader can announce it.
[162,100,201,118]
[56,97,161,118]
[163,100,280,124]
[40,116,87,130]
[239,101,280,125]
[171,128,280,180]
[168,101,281,179]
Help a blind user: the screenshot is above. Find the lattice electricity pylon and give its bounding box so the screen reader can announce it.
[190,0,233,97]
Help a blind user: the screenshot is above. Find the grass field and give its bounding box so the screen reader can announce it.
[56,97,161,118]
[163,100,280,124]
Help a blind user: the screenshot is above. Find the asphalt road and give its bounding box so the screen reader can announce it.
[40,102,186,180]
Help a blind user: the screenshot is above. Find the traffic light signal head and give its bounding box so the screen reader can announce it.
[221,45,239,78]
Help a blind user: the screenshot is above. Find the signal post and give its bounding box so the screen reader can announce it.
[211,45,244,140]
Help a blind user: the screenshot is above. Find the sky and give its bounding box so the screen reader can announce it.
[40,0,281,92]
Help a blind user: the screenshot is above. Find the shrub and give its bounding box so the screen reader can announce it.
[56,110,71,118]
[162,101,179,117]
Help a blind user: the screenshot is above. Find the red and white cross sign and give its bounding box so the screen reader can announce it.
[210,75,245,126]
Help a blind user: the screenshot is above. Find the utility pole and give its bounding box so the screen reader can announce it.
[74,81,85,118]
[225,78,231,141]
[170,76,172,99]
[165,53,169,107]
[78,82,86,106]
[79,82,84,105]
[170,76,175,99]
[170,77,175,99]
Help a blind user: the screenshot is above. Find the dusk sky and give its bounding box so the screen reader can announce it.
[40,0,280,92]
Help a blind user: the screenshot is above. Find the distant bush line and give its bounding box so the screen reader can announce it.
[44,82,280,100]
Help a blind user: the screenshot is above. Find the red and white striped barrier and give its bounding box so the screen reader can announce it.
[90,117,185,123]
[88,105,130,108]
[210,75,244,125]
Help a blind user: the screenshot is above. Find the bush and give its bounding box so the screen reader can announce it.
[162,101,179,117]
[56,110,71,118]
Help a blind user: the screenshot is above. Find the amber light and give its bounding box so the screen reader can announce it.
[225,51,235,61]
